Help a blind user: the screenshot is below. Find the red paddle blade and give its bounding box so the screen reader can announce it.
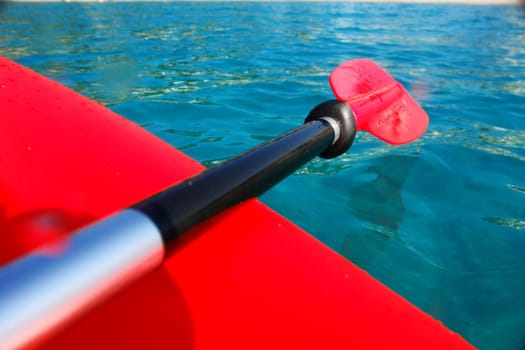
[329,59,429,145]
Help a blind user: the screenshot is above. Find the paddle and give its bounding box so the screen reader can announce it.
[0,59,429,349]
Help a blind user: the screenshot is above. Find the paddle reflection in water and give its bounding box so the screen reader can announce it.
[341,155,417,267]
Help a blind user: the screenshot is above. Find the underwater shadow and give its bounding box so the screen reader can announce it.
[340,154,418,266]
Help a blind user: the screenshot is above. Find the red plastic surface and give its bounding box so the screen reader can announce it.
[330,59,429,145]
[0,56,472,349]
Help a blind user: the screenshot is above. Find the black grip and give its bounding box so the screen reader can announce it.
[134,121,334,243]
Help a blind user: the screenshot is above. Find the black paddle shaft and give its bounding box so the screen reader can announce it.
[134,100,356,243]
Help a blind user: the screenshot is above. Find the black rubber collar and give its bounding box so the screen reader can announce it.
[304,100,357,159]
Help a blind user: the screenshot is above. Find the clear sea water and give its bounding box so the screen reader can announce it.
[1,2,524,349]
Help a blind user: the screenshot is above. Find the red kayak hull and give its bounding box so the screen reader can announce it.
[0,56,473,349]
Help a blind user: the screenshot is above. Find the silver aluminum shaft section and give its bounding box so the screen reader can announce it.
[0,209,165,350]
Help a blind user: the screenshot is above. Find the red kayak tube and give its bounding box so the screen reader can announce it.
[0,56,473,349]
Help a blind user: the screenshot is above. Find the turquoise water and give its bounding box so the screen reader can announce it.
[1,2,524,348]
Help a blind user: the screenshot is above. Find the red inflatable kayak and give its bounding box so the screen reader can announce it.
[0,56,473,349]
